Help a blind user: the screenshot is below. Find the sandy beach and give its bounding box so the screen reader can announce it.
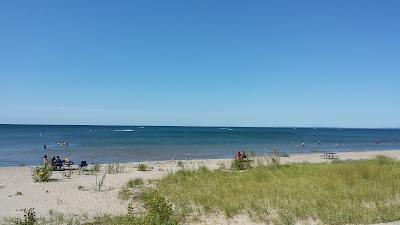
[1,149,400,224]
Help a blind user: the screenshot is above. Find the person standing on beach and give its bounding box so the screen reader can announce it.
[43,155,48,165]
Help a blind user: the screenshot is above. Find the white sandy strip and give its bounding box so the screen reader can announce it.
[1,150,400,222]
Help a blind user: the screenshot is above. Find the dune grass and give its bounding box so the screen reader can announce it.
[157,156,400,224]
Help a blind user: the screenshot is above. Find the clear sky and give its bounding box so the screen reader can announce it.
[0,1,399,128]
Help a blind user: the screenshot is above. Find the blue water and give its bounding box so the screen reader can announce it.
[0,124,399,167]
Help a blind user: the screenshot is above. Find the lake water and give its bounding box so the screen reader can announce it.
[0,124,399,166]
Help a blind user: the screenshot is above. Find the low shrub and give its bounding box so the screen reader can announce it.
[14,208,36,225]
[231,158,252,170]
[137,163,149,171]
[280,153,290,157]
[127,178,144,188]
[140,189,173,223]
[32,165,52,182]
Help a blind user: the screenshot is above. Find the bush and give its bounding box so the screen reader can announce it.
[14,208,36,225]
[127,178,144,188]
[140,189,173,223]
[231,158,252,170]
[32,165,52,182]
[137,163,149,171]
[268,147,281,167]
[280,153,290,157]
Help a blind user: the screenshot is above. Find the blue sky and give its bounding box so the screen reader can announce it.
[0,1,399,128]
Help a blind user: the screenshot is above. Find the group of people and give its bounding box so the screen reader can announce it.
[43,155,73,170]
[235,151,247,159]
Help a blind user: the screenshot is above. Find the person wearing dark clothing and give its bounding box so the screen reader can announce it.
[54,156,63,170]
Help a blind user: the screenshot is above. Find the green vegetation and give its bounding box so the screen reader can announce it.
[230,157,252,170]
[106,162,124,174]
[216,161,227,169]
[244,149,256,157]
[280,153,290,157]
[32,165,52,182]
[91,162,100,174]
[127,178,144,188]
[86,190,177,225]
[157,156,400,224]
[118,186,132,200]
[267,147,281,167]
[14,208,37,225]
[9,156,400,225]
[137,163,149,172]
[93,173,107,191]
[119,178,145,200]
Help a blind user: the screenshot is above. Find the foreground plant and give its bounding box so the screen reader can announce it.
[14,208,36,225]
[137,163,149,171]
[32,165,52,182]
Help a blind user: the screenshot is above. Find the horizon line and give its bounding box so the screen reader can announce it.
[0,123,399,130]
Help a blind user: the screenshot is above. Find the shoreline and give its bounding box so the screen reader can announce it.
[1,149,400,222]
[2,148,400,169]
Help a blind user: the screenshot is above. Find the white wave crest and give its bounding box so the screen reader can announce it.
[114,129,135,132]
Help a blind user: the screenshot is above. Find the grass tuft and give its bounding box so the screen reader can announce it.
[127,178,144,188]
[137,163,149,172]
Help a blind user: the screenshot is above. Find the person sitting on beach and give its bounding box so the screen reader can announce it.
[241,151,247,159]
[236,151,241,158]
[53,156,63,170]
[50,156,56,166]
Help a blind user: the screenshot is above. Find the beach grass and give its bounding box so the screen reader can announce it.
[6,156,400,225]
[157,156,400,224]
[137,163,149,172]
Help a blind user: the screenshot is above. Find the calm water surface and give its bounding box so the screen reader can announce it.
[0,125,399,166]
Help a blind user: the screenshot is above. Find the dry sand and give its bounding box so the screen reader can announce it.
[1,150,400,224]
